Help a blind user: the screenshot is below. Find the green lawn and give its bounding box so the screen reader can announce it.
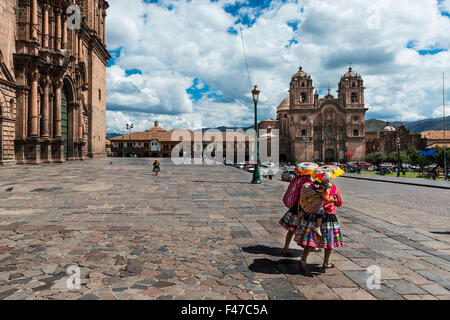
[360,171,447,181]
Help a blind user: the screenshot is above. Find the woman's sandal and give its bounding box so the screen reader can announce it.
[298,261,307,274]
[282,249,292,257]
[322,263,335,269]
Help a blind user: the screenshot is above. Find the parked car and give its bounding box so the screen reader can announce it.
[281,168,296,182]
[234,163,245,169]
[243,163,256,171]
[246,165,255,172]
[359,162,372,168]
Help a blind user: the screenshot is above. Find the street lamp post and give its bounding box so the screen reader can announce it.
[397,137,401,177]
[126,123,134,158]
[302,136,311,162]
[345,142,349,171]
[251,86,262,184]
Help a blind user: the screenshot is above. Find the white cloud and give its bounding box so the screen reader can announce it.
[105,0,450,133]
[431,105,450,118]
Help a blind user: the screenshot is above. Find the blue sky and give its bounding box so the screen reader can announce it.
[105,0,450,133]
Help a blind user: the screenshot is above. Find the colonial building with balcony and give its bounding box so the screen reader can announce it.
[110,121,255,162]
[0,0,110,165]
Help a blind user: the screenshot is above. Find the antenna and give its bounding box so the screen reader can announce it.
[235,1,252,91]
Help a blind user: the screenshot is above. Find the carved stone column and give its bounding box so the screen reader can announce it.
[78,32,83,61]
[31,0,38,40]
[56,9,62,51]
[74,31,78,61]
[78,106,83,143]
[41,77,51,138]
[29,71,40,137]
[43,4,49,48]
[62,14,68,49]
[54,79,63,138]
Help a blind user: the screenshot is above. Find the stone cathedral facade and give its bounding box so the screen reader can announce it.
[260,66,367,163]
[0,0,110,165]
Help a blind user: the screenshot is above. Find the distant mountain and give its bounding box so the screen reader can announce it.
[366,116,450,133]
[199,125,254,132]
[107,116,449,137]
[106,133,123,139]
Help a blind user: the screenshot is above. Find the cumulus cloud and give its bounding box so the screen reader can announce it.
[105,0,450,133]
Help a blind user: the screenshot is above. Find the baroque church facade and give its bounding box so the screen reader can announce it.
[260,66,367,163]
[0,0,110,165]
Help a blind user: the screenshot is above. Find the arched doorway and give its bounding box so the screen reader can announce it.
[325,149,335,163]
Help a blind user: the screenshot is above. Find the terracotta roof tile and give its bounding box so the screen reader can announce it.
[421,130,450,140]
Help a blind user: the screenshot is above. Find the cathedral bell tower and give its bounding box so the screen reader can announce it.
[289,66,314,109]
[338,66,365,108]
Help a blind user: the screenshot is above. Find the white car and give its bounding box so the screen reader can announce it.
[235,163,245,169]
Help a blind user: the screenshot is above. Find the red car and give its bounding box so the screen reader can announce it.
[359,162,372,168]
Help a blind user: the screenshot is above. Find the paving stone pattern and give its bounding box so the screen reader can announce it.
[0,159,448,300]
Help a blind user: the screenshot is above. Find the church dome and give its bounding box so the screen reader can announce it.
[342,67,361,79]
[382,122,396,132]
[277,96,290,111]
[292,66,310,79]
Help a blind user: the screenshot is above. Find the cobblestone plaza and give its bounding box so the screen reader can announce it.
[0,159,449,300]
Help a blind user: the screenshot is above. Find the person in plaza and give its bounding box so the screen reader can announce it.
[297,171,335,238]
[279,162,318,257]
[153,159,161,176]
[294,172,344,273]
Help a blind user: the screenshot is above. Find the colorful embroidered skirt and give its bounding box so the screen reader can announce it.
[279,210,300,233]
[294,214,344,249]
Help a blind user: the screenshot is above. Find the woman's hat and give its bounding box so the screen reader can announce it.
[312,170,333,188]
[294,162,318,176]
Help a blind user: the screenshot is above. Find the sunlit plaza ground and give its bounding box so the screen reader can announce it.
[0,159,449,300]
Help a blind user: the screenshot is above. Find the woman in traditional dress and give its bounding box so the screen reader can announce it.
[279,163,317,257]
[294,173,344,273]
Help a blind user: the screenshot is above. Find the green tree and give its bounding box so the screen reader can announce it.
[407,147,420,165]
[387,151,409,165]
[366,152,386,169]
[417,154,433,169]
[433,147,450,168]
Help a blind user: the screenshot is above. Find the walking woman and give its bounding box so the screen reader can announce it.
[153,159,161,176]
[294,174,344,273]
[279,163,317,256]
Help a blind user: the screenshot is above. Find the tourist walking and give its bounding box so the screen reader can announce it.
[153,159,161,176]
[294,173,344,274]
[279,162,318,257]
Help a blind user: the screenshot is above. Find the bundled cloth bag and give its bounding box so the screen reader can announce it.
[279,162,318,232]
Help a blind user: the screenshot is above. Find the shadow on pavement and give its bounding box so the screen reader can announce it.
[242,245,303,258]
[248,258,324,277]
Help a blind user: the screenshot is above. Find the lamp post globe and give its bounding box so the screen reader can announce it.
[251,86,262,184]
